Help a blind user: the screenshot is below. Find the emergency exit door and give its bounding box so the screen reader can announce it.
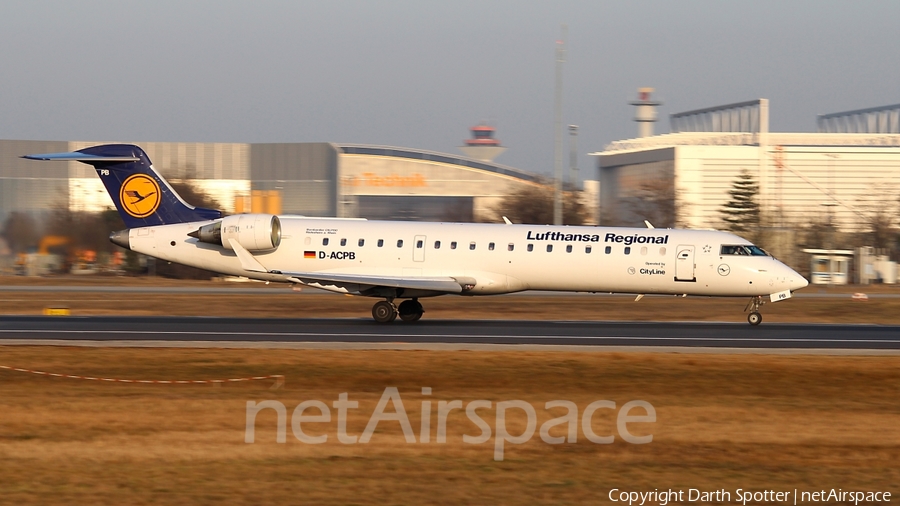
[413,235,426,262]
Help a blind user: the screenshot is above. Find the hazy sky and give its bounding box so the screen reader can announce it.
[2,1,898,177]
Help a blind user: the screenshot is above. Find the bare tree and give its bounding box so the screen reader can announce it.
[619,171,677,228]
[166,179,222,212]
[44,206,124,254]
[491,180,587,225]
[857,184,899,250]
[2,212,42,252]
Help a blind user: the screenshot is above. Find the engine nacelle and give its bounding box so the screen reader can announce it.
[189,214,281,252]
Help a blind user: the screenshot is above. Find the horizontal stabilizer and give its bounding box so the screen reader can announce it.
[22,152,139,163]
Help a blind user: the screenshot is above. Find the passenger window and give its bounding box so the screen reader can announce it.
[641,246,647,255]
[397,239,403,248]
[605,246,611,254]
[585,246,592,254]
[469,242,476,250]
[304,237,311,245]
[416,240,423,248]
[546,245,553,253]
[508,243,514,251]
[340,238,347,246]
[358,238,365,247]
[488,242,495,251]
[624,247,631,255]
[323,238,329,246]
[660,247,666,256]
[434,240,441,249]
[566,245,572,253]
[451,241,457,250]
[527,244,534,252]
[377,239,384,247]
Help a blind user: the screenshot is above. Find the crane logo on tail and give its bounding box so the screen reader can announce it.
[119,174,160,218]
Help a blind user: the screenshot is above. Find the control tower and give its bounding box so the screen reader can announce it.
[630,88,661,138]
[459,124,507,162]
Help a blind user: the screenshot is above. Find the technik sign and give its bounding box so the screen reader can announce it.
[526,231,669,245]
[342,173,427,188]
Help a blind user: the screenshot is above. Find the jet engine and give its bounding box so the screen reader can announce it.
[189,214,281,252]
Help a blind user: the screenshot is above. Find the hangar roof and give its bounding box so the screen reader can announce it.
[338,144,541,183]
[593,132,900,156]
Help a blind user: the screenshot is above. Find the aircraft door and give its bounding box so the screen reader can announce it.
[675,245,696,282]
[413,235,426,262]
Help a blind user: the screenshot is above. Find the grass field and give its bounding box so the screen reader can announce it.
[1,277,898,504]
[0,347,898,505]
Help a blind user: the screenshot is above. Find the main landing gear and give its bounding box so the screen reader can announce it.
[371,298,424,323]
[745,296,765,326]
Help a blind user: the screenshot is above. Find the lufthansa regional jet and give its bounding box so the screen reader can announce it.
[25,144,808,325]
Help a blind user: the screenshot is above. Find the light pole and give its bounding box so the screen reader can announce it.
[553,25,566,225]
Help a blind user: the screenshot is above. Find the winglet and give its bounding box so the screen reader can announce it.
[502,216,512,225]
[644,220,655,229]
[228,238,268,273]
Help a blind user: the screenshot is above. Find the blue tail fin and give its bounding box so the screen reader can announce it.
[24,144,222,228]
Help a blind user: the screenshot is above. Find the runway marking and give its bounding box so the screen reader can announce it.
[0,329,899,345]
[0,364,284,388]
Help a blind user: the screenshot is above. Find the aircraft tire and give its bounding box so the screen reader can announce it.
[748,312,762,325]
[372,301,397,323]
[398,299,424,322]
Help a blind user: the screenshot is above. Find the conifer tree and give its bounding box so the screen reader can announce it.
[720,168,760,234]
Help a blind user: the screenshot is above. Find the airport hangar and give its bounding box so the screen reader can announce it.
[0,137,572,227]
[592,98,900,281]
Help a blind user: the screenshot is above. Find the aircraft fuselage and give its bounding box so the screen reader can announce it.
[125,217,806,298]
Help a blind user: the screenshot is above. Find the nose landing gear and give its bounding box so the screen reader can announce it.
[745,296,765,325]
[371,298,424,323]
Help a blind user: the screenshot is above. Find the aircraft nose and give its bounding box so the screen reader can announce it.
[787,268,809,291]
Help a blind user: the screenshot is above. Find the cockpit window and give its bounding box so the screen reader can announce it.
[720,244,769,256]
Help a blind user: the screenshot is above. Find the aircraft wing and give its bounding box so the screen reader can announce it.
[227,238,473,294]
[280,271,471,293]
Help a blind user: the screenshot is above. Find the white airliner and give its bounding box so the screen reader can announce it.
[25,144,808,325]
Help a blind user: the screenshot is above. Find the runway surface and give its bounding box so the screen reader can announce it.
[1,316,899,351]
[1,285,897,298]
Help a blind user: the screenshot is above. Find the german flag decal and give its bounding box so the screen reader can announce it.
[304,251,316,259]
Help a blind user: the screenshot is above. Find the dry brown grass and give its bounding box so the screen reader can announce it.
[0,347,898,505]
[2,291,900,324]
[3,275,900,323]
